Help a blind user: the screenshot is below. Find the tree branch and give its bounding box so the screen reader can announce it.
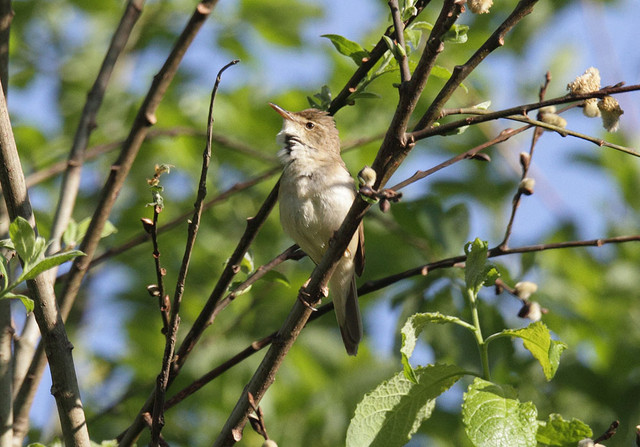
[0,82,91,447]
[150,59,238,447]
[0,1,11,445]
[412,0,540,133]
[12,0,222,440]
[410,83,640,142]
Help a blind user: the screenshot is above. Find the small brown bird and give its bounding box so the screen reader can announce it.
[270,103,365,356]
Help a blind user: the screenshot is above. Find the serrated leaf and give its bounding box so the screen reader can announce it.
[462,378,538,447]
[401,312,472,382]
[3,292,34,313]
[464,238,499,295]
[500,321,567,380]
[322,34,369,66]
[347,365,465,447]
[21,250,86,281]
[260,270,290,287]
[536,414,592,446]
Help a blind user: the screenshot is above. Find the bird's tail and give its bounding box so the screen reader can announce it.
[331,270,362,356]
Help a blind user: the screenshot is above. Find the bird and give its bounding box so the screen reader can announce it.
[270,103,365,356]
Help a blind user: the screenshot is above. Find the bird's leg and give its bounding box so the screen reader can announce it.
[297,278,328,311]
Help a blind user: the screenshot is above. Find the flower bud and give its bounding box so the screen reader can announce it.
[358,166,377,188]
[598,95,624,132]
[519,152,530,170]
[567,67,600,94]
[518,301,542,322]
[468,0,493,14]
[514,281,538,299]
[539,112,567,129]
[518,178,535,196]
[582,98,601,118]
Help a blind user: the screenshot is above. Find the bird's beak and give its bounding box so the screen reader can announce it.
[269,103,294,121]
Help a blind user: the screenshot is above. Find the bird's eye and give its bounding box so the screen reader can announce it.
[305,122,315,129]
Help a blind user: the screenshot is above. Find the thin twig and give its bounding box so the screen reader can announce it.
[12,0,222,440]
[388,0,411,83]
[410,83,640,142]
[412,0,540,134]
[498,72,551,249]
[161,234,640,413]
[149,206,170,333]
[119,178,281,446]
[149,59,239,447]
[388,125,531,192]
[327,0,432,115]
[213,2,468,445]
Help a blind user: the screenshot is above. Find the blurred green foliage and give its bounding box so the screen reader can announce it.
[7,0,640,445]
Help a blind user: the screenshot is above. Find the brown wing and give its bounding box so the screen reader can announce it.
[354,221,365,277]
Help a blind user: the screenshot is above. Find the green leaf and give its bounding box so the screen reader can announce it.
[239,252,254,274]
[3,292,34,313]
[474,100,492,110]
[9,216,43,268]
[62,218,78,247]
[462,378,538,447]
[408,21,434,32]
[347,365,465,447]
[307,84,332,110]
[444,24,469,44]
[400,312,473,382]
[82,218,118,240]
[464,238,499,296]
[500,321,568,380]
[229,281,252,296]
[21,250,86,281]
[260,270,291,287]
[536,414,592,446]
[0,238,14,250]
[0,258,8,290]
[322,34,369,66]
[430,65,469,93]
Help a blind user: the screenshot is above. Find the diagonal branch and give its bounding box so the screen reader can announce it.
[12,0,222,440]
[412,0,540,133]
[149,59,239,447]
[213,2,469,445]
[164,233,640,415]
[0,83,91,447]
